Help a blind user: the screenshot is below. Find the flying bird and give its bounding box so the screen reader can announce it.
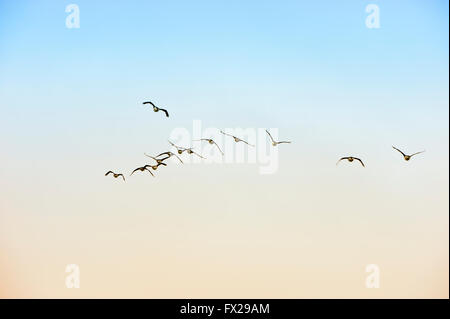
[145,153,170,165]
[169,140,188,154]
[149,162,167,170]
[336,157,365,167]
[185,148,205,159]
[220,130,254,147]
[392,146,425,161]
[130,165,154,176]
[105,171,125,181]
[265,129,291,146]
[143,101,169,117]
[194,138,224,155]
[155,151,184,163]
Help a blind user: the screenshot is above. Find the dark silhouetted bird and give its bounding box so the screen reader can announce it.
[336,157,365,167]
[145,153,170,165]
[155,151,184,163]
[392,146,425,161]
[105,171,125,181]
[130,165,154,176]
[143,101,169,117]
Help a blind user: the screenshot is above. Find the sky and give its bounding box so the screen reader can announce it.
[0,0,448,298]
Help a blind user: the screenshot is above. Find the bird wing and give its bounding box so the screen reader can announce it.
[410,150,425,157]
[158,156,170,162]
[277,141,291,144]
[143,101,156,107]
[392,146,406,157]
[147,153,170,163]
[336,157,348,165]
[192,151,205,159]
[159,108,169,117]
[105,171,113,176]
[118,174,125,181]
[144,168,155,176]
[173,153,184,163]
[156,151,171,158]
[240,139,254,147]
[212,141,224,155]
[168,141,185,150]
[265,130,275,143]
[355,158,365,167]
[144,153,157,160]
[130,168,140,176]
[220,130,233,138]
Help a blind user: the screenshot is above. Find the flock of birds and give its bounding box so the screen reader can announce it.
[335,147,425,168]
[105,101,425,181]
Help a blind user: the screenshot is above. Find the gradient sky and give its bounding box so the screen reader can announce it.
[0,0,448,298]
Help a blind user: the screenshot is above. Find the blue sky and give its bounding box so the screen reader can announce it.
[1,1,448,153]
[0,0,448,173]
[1,1,448,100]
[0,4,447,104]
